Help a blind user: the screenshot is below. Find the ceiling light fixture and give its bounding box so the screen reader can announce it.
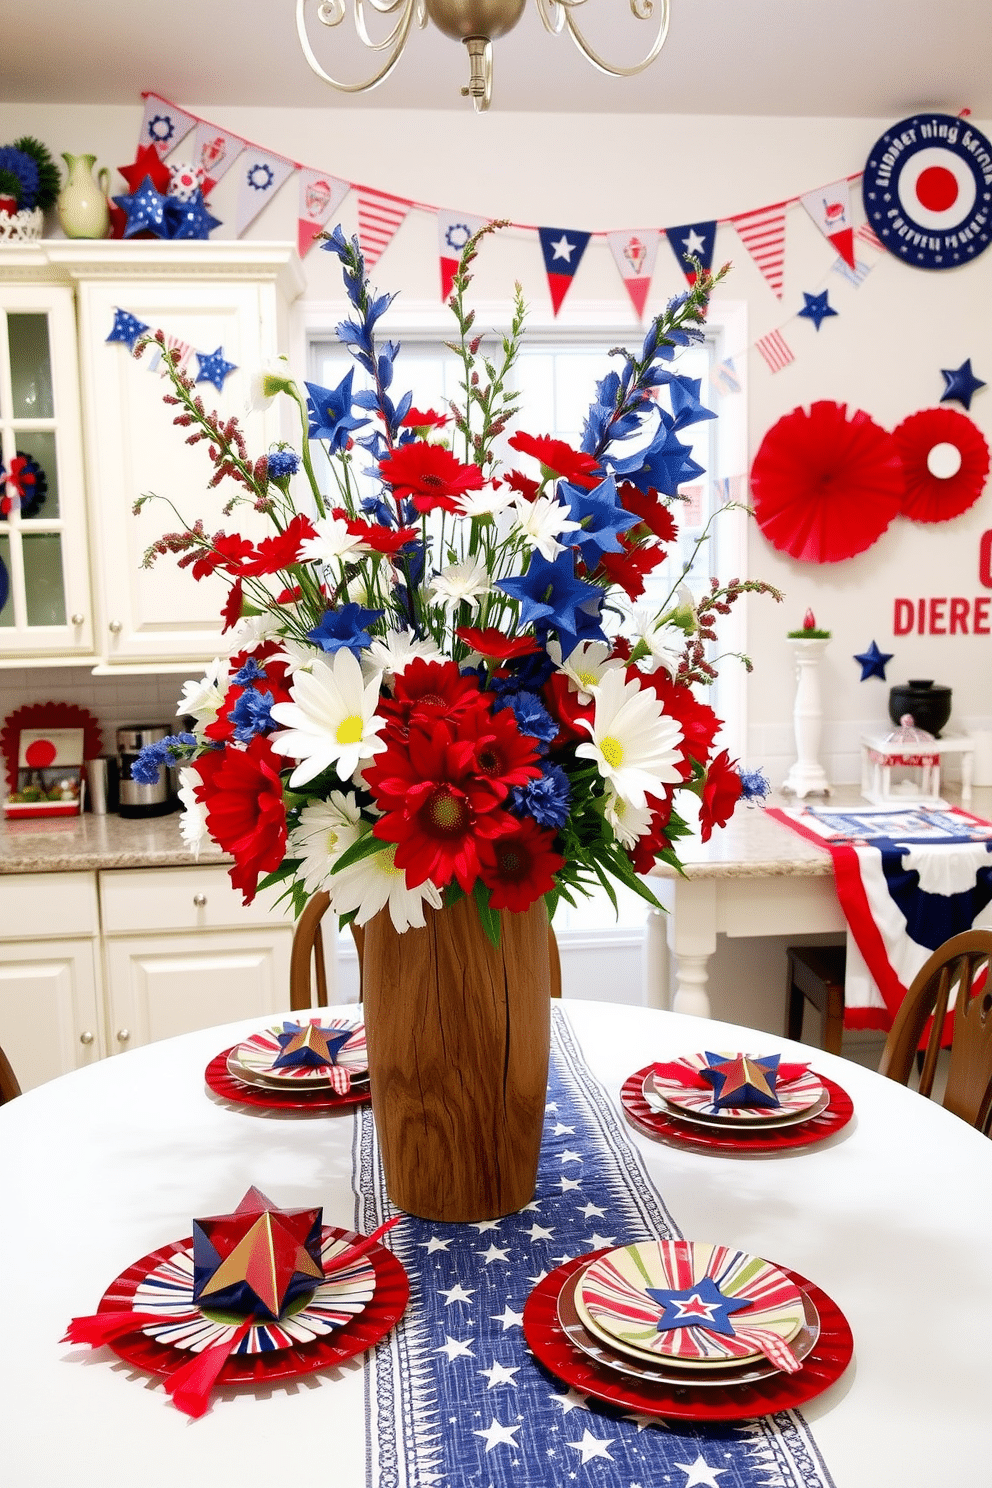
[296,0,671,113]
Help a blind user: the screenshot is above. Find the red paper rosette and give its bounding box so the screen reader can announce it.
[892,407,990,524]
[750,401,904,563]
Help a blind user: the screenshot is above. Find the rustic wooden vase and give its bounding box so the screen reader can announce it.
[361,895,552,1223]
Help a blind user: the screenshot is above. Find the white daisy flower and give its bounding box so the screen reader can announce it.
[225,611,284,656]
[177,657,230,732]
[511,494,581,561]
[456,486,516,519]
[329,842,444,934]
[603,785,655,849]
[552,639,626,705]
[631,615,684,678]
[298,515,364,566]
[428,558,490,614]
[269,648,388,788]
[365,627,442,679]
[177,766,209,857]
[575,667,685,809]
[270,638,321,677]
[288,792,363,896]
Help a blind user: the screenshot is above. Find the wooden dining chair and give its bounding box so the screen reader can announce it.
[289,892,562,1009]
[878,929,992,1133]
[0,1041,22,1105]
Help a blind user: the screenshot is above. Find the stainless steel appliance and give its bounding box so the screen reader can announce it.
[116,726,177,818]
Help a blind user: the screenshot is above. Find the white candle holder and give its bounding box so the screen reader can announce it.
[782,637,831,798]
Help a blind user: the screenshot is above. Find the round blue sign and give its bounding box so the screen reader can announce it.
[862,113,992,269]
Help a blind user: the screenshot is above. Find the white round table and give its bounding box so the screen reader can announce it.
[1,1001,989,1487]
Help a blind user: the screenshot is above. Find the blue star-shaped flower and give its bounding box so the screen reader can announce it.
[164,190,221,241]
[306,602,383,656]
[195,345,238,392]
[560,474,639,558]
[305,371,370,452]
[608,416,703,496]
[106,308,150,350]
[496,549,603,642]
[112,176,169,238]
[854,639,893,681]
[548,597,608,661]
[940,358,986,411]
[645,1275,754,1337]
[797,290,838,332]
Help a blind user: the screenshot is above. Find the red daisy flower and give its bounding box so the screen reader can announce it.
[191,531,256,580]
[508,432,601,489]
[456,626,541,661]
[365,723,515,893]
[478,817,565,912]
[455,705,542,798]
[593,536,665,601]
[378,442,484,514]
[239,513,318,577]
[381,658,483,733]
[332,509,421,555]
[698,749,743,842]
[401,407,450,431]
[541,672,595,746]
[628,792,676,875]
[193,736,287,904]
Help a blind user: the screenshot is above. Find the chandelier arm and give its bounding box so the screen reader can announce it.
[354,0,423,49]
[297,0,420,91]
[534,0,670,75]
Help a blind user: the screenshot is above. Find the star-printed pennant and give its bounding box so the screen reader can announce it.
[235,148,296,236]
[645,1275,754,1336]
[191,119,246,194]
[797,290,837,331]
[358,187,411,268]
[800,179,856,268]
[700,1052,781,1109]
[606,229,661,319]
[297,169,350,258]
[940,358,986,411]
[732,205,787,298]
[437,209,488,302]
[195,346,237,392]
[538,226,591,316]
[106,308,149,350]
[272,1020,354,1071]
[192,1187,324,1321]
[139,92,196,159]
[665,221,717,284]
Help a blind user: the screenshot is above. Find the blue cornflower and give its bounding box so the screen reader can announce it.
[230,688,277,742]
[305,370,370,452]
[494,691,558,745]
[266,449,300,480]
[233,657,267,685]
[306,602,384,656]
[130,732,197,784]
[511,764,571,830]
[488,648,556,697]
[739,767,771,803]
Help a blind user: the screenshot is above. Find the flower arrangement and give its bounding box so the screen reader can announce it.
[134,226,777,941]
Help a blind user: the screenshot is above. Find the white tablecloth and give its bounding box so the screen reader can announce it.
[2,1001,990,1487]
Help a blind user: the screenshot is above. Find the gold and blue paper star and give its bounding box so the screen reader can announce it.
[272,1019,354,1071]
[700,1052,781,1109]
[854,639,893,681]
[797,290,838,331]
[192,1186,324,1321]
[940,358,986,412]
[645,1275,754,1336]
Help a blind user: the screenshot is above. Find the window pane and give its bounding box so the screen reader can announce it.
[13,431,58,519]
[0,536,12,627]
[7,314,54,419]
[22,533,66,626]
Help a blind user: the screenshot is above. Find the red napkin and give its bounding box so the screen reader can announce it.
[163,1317,254,1419]
[62,1311,170,1346]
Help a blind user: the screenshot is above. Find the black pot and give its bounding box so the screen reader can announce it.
[888,680,952,737]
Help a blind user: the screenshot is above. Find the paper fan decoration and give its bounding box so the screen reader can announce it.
[892,407,990,524]
[750,401,904,563]
[1,702,102,795]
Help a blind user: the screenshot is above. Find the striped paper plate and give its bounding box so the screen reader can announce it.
[651,1054,825,1123]
[231,1018,367,1092]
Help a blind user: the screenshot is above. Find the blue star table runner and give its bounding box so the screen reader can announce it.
[355,1009,835,1488]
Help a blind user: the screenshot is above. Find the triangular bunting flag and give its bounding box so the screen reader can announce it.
[139,93,197,159]
[732,206,787,299]
[606,229,661,319]
[437,209,488,302]
[754,329,794,373]
[297,170,350,258]
[538,226,591,316]
[192,121,246,195]
[235,149,296,236]
[710,357,742,396]
[800,180,856,268]
[832,256,873,289]
[358,188,411,269]
[665,221,717,284]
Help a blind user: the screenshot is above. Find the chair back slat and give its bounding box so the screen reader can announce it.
[943,954,992,1128]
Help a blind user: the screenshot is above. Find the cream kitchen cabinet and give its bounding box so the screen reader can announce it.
[0,241,304,670]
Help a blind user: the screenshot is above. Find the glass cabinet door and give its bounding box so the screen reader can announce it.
[0,285,92,658]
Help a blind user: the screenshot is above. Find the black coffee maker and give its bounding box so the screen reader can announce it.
[116,725,178,818]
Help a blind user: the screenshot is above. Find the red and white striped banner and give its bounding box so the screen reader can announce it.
[755,329,794,374]
[358,189,411,269]
[855,222,885,252]
[733,206,787,299]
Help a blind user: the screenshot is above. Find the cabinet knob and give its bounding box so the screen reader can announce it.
[71,613,85,626]
[116,1028,131,1043]
[79,1030,94,1046]
[193,892,208,908]
[108,619,123,634]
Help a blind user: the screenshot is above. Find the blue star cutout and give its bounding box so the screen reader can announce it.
[496,549,604,644]
[940,358,986,411]
[272,1020,354,1070]
[195,345,238,392]
[106,308,150,350]
[645,1275,754,1337]
[164,190,221,241]
[560,474,639,558]
[797,290,838,331]
[112,176,169,238]
[854,640,893,681]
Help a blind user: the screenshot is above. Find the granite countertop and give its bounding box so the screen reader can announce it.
[0,811,231,874]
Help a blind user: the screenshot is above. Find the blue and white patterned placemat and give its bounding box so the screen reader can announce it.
[355,1008,836,1488]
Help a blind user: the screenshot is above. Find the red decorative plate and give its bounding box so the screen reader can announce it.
[621,1066,853,1154]
[205,1047,371,1114]
[97,1225,409,1386]
[524,1251,853,1422]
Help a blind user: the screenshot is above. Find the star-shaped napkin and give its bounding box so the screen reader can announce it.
[192,1186,324,1321]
